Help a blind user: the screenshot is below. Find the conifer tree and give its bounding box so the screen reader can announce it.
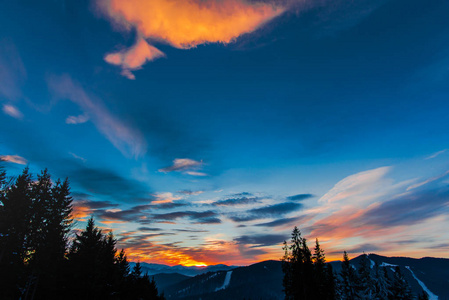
[357,254,374,299]
[418,291,429,300]
[0,168,33,299]
[340,251,357,300]
[390,266,413,300]
[373,262,391,300]
[312,239,335,300]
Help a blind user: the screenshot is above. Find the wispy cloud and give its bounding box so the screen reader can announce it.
[425,149,447,160]
[66,113,89,124]
[159,158,207,176]
[47,74,146,158]
[0,154,27,165]
[0,40,26,101]
[287,193,314,201]
[98,0,285,78]
[2,104,23,119]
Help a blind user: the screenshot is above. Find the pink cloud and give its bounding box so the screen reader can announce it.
[0,154,27,165]
[2,104,23,119]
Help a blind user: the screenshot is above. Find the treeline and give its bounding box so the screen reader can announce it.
[0,167,164,300]
[282,227,429,300]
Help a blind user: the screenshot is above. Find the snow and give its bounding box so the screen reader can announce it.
[369,259,375,269]
[215,271,233,291]
[264,266,268,270]
[380,262,397,267]
[405,266,438,300]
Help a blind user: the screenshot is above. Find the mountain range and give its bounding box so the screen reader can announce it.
[139,254,449,300]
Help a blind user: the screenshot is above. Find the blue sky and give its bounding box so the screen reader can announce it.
[1,0,449,265]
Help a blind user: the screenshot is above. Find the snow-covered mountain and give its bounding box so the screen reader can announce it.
[147,254,449,300]
[129,262,236,277]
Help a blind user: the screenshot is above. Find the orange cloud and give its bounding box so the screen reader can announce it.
[104,38,165,79]
[100,0,285,78]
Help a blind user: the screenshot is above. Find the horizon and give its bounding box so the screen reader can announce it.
[1,0,449,267]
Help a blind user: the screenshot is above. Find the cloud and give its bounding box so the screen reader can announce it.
[68,164,150,199]
[2,104,23,119]
[361,187,449,228]
[137,227,163,232]
[178,190,204,196]
[159,158,207,176]
[152,192,182,204]
[426,149,447,159]
[228,202,303,222]
[0,154,27,165]
[234,234,287,248]
[151,210,217,222]
[105,37,166,79]
[0,40,26,101]
[287,193,314,201]
[406,170,449,191]
[79,200,119,210]
[99,0,285,77]
[255,214,314,228]
[193,217,222,224]
[213,195,261,206]
[249,202,302,215]
[47,74,146,158]
[318,166,391,208]
[69,152,87,162]
[66,113,89,124]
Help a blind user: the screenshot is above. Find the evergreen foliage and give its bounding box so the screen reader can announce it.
[282,227,336,300]
[0,167,164,300]
[282,227,425,300]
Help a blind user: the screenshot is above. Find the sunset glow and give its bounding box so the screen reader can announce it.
[2,0,449,268]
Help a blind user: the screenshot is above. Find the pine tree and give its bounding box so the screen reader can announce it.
[340,251,357,300]
[0,168,33,299]
[418,291,429,300]
[373,262,391,300]
[357,254,374,299]
[68,217,108,299]
[390,266,413,300]
[282,227,335,300]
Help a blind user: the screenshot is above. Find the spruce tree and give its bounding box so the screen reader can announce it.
[0,168,33,299]
[373,262,391,300]
[390,266,413,300]
[357,254,374,299]
[340,251,357,300]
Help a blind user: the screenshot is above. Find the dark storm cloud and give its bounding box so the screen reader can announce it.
[286,194,314,201]
[234,234,287,248]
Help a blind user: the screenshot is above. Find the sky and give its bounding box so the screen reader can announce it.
[1,0,449,266]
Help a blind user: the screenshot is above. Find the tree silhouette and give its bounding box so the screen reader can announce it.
[0,168,33,299]
[282,227,336,300]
